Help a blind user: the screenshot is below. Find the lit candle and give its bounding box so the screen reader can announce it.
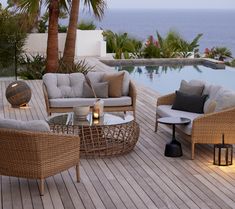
[93,119,99,125]
[93,111,99,119]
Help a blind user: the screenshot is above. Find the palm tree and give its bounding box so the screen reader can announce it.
[46,0,59,72]
[9,0,66,73]
[62,0,106,67]
[214,47,233,61]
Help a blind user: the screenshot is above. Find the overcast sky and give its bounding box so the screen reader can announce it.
[1,0,235,9]
[107,0,235,9]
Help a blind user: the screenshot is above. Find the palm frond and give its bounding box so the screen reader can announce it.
[83,0,106,20]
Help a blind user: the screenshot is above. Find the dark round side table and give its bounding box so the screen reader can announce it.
[157,117,191,157]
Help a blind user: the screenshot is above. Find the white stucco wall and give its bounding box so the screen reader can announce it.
[23,30,106,57]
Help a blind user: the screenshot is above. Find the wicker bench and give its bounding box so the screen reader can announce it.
[42,71,137,118]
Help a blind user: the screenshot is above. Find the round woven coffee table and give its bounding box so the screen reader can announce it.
[47,113,139,158]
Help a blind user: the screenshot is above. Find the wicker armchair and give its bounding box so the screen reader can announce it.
[155,92,235,159]
[0,128,80,195]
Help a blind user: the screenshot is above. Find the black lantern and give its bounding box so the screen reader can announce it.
[214,134,233,166]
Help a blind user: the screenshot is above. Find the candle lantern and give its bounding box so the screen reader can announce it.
[214,134,233,166]
[5,81,31,108]
[93,99,104,119]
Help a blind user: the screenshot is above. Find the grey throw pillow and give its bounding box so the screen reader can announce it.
[172,91,208,113]
[0,118,50,132]
[83,81,108,98]
[179,80,204,96]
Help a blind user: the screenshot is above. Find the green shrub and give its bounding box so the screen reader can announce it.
[18,54,93,79]
[77,20,96,30]
[0,5,27,69]
[143,36,161,58]
[58,25,67,33]
[18,54,46,79]
[143,31,202,58]
[103,30,142,59]
[58,59,94,74]
[204,47,232,61]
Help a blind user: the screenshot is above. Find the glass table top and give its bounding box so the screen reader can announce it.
[47,112,134,126]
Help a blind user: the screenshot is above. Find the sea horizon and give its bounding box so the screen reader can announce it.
[62,8,235,55]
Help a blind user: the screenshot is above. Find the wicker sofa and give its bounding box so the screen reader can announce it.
[42,71,136,117]
[155,80,235,159]
[0,119,80,195]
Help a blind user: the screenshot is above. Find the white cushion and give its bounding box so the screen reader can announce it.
[0,118,50,132]
[43,73,85,99]
[213,88,235,112]
[50,96,132,108]
[203,83,223,113]
[156,105,203,135]
[103,97,132,106]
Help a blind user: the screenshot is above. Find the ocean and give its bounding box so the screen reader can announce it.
[75,9,235,55]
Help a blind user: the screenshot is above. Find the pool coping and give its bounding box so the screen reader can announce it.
[99,58,225,69]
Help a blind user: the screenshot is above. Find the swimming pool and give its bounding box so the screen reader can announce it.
[115,65,235,94]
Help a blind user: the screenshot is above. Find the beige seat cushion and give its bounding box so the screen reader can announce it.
[0,118,50,132]
[103,72,125,97]
[50,96,132,108]
[156,105,203,135]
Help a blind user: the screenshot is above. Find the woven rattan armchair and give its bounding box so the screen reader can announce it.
[156,93,235,159]
[0,128,80,195]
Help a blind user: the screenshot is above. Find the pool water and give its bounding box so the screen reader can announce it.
[115,65,235,94]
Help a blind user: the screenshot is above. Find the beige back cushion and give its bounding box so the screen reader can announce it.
[43,73,85,99]
[88,71,130,96]
[179,80,204,96]
[103,72,125,97]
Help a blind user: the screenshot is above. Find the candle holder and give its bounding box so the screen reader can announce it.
[92,99,104,119]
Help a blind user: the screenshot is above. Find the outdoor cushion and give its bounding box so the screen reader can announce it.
[87,71,130,96]
[0,118,50,132]
[179,80,205,96]
[213,88,235,112]
[43,73,85,99]
[86,71,105,83]
[204,100,217,114]
[49,96,132,107]
[203,83,223,113]
[172,91,208,113]
[83,81,108,98]
[156,105,203,135]
[103,72,125,97]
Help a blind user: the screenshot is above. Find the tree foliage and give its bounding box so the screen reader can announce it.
[0,4,27,69]
[103,30,142,59]
[143,30,202,59]
[77,20,96,30]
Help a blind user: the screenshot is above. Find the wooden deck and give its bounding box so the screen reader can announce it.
[0,77,235,209]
